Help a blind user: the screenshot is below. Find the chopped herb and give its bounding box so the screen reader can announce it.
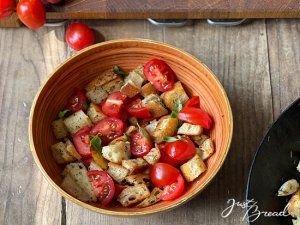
[170,99,183,118]
[58,109,70,119]
[177,135,188,142]
[177,119,183,128]
[170,111,178,118]
[124,133,130,142]
[137,123,151,141]
[113,65,127,77]
[90,135,102,154]
[82,102,89,110]
[162,136,178,142]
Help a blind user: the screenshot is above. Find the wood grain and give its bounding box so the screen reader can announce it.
[0,27,66,225]
[44,0,300,19]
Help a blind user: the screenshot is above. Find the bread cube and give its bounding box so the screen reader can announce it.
[197,138,214,160]
[91,148,108,170]
[51,142,76,164]
[85,86,108,104]
[117,184,150,207]
[278,179,299,196]
[141,82,159,98]
[122,158,148,175]
[180,154,207,182]
[86,103,106,123]
[145,120,159,137]
[136,187,163,208]
[153,117,178,142]
[143,147,161,165]
[65,138,81,159]
[52,119,69,139]
[107,162,129,183]
[191,134,209,146]
[120,80,141,98]
[125,174,150,186]
[85,69,120,91]
[63,110,92,135]
[142,94,169,118]
[88,161,103,171]
[177,123,203,136]
[288,190,300,218]
[161,81,189,111]
[101,77,124,94]
[102,141,128,164]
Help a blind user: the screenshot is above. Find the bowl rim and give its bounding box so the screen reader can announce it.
[28,38,233,216]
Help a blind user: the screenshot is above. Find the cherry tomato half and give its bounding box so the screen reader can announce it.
[130,128,152,157]
[66,88,88,113]
[82,158,93,167]
[0,0,15,19]
[65,22,95,51]
[150,163,180,188]
[17,0,45,30]
[160,174,185,201]
[143,59,175,92]
[184,96,200,108]
[73,126,92,158]
[102,92,127,118]
[90,117,124,145]
[178,107,213,129]
[163,136,196,166]
[126,98,152,118]
[87,170,115,206]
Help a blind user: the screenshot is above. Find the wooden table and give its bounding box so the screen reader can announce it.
[0,19,299,225]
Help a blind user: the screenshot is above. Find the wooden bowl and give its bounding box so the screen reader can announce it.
[29,39,233,216]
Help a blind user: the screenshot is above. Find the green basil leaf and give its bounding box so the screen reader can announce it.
[82,102,89,110]
[113,65,127,77]
[58,109,70,119]
[170,111,178,118]
[90,135,102,154]
[137,123,151,141]
[177,135,188,142]
[171,100,183,118]
[162,136,178,142]
[124,133,130,142]
[177,119,183,128]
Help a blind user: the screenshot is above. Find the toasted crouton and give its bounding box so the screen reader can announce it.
[145,120,159,136]
[85,86,108,104]
[65,138,81,159]
[120,80,141,98]
[107,162,129,183]
[109,135,127,145]
[293,218,300,225]
[122,158,148,175]
[178,123,203,136]
[278,179,299,196]
[62,162,97,202]
[143,147,161,165]
[52,119,69,139]
[89,161,103,171]
[288,190,300,217]
[51,142,76,164]
[131,65,146,82]
[197,138,214,160]
[117,184,150,207]
[161,81,189,111]
[102,141,128,164]
[153,117,178,142]
[136,187,163,208]
[91,148,108,170]
[125,126,137,136]
[87,103,106,123]
[63,110,92,135]
[142,94,169,118]
[180,154,207,182]
[85,69,120,91]
[125,174,150,186]
[191,134,209,146]
[141,82,159,97]
[102,76,124,94]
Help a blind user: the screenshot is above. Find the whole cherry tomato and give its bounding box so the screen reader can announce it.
[17,0,45,30]
[65,22,95,51]
[143,59,175,92]
[150,163,180,188]
[0,0,15,19]
[66,88,88,113]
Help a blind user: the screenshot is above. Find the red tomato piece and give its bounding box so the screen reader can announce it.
[130,128,152,157]
[178,107,213,129]
[102,92,127,118]
[150,163,180,188]
[82,158,93,167]
[90,117,124,145]
[87,170,115,206]
[143,59,175,92]
[126,98,152,118]
[114,183,127,198]
[184,96,200,108]
[0,0,15,19]
[66,88,88,113]
[65,22,95,51]
[17,0,46,30]
[160,174,185,201]
[163,136,196,166]
[73,126,92,158]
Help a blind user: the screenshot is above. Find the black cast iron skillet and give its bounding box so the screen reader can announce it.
[246,98,300,225]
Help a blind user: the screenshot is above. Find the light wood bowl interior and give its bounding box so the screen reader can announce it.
[29,39,233,216]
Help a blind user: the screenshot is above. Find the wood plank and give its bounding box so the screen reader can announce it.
[64,20,273,224]
[44,0,300,19]
[0,27,67,225]
[267,19,300,119]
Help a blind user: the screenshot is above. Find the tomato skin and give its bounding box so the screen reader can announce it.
[73,126,92,158]
[90,117,124,145]
[102,92,127,118]
[0,0,15,19]
[17,0,46,30]
[65,22,95,51]
[87,170,115,206]
[160,174,185,201]
[164,136,196,166]
[114,183,127,198]
[178,107,212,129]
[66,88,88,113]
[126,98,152,118]
[184,96,200,108]
[82,158,93,166]
[143,59,175,92]
[130,128,152,157]
[150,163,180,188]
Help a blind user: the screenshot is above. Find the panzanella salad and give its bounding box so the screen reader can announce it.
[50,59,215,207]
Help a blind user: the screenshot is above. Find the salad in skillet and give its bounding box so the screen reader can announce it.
[50,59,215,207]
